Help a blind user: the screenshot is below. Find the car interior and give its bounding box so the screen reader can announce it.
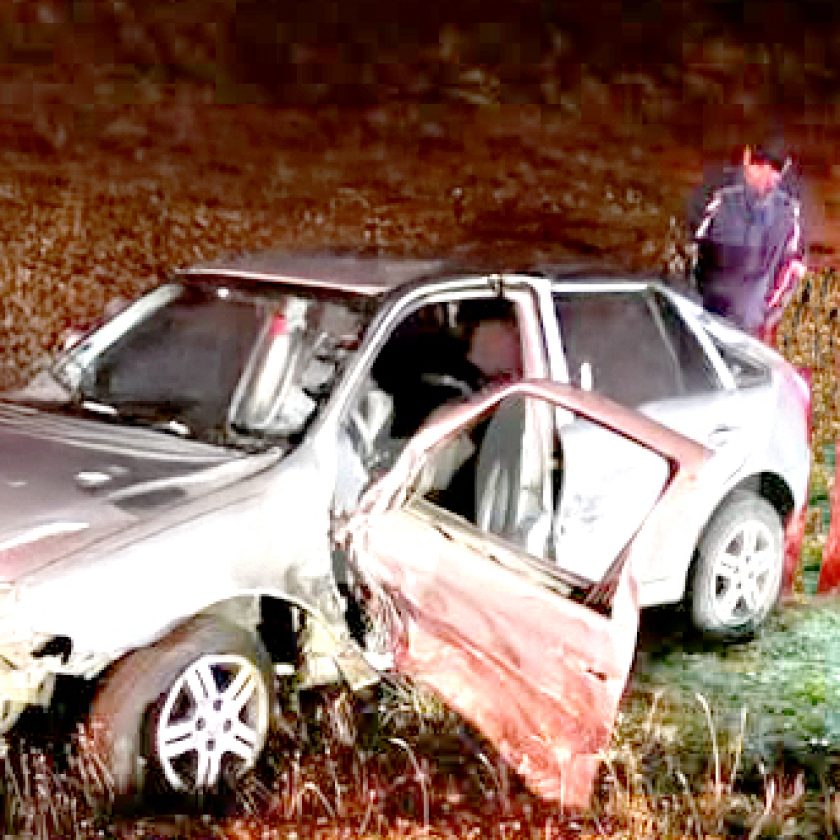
[339,294,672,593]
[404,391,584,591]
[370,297,523,436]
[337,296,527,516]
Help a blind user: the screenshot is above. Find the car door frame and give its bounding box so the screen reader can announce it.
[539,279,755,590]
[339,379,711,808]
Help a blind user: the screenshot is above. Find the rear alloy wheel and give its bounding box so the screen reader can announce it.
[690,492,783,638]
[90,616,273,802]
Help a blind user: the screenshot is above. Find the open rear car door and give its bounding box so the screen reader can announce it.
[338,380,710,809]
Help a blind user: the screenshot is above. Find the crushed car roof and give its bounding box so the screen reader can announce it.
[177,249,665,296]
[178,251,455,296]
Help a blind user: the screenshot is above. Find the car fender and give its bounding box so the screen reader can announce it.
[633,451,799,607]
[12,440,341,656]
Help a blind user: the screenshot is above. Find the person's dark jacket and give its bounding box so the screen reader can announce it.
[690,167,806,335]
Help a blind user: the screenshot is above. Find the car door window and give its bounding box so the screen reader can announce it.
[407,390,668,583]
[553,418,669,582]
[473,395,556,557]
[652,291,721,394]
[403,394,558,564]
[554,290,683,407]
[370,297,524,439]
[705,331,770,388]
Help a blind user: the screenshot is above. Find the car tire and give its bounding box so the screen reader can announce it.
[689,492,784,638]
[88,615,274,805]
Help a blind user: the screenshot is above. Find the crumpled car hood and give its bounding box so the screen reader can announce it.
[0,401,246,582]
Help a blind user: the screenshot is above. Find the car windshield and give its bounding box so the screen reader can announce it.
[46,280,372,447]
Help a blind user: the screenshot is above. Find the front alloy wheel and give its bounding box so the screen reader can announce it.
[155,652,270,791]
[90,616,274,802]
[690,492,783,637]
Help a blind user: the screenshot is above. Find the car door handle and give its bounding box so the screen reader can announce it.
[707,425,739,448]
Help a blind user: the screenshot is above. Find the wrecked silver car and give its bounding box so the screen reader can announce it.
[0,251,810,803]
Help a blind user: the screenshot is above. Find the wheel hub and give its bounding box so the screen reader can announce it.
[156,653,269,791]
[195,697,235,750]
[711,520,777,626]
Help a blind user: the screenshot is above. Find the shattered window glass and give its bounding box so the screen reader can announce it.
[52,281,370,446]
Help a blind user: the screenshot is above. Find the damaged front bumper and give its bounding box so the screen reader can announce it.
[0,636,112,734]
[0,649,54,734]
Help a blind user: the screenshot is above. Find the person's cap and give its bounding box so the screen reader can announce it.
[751,137,789,171]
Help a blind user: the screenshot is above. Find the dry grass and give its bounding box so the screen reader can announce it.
[0,681,836,839]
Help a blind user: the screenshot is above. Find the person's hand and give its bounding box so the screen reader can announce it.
[764,305,784,331]
[758,306,784,346]
[767,259,807,308]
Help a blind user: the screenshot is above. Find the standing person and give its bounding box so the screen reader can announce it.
[690,138,807,342]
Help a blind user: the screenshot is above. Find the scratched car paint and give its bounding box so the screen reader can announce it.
[0,252,810,804]
[337,379,723,806]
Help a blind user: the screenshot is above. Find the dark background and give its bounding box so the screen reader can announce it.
[0,0,837,446]
[2,0,839,108]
